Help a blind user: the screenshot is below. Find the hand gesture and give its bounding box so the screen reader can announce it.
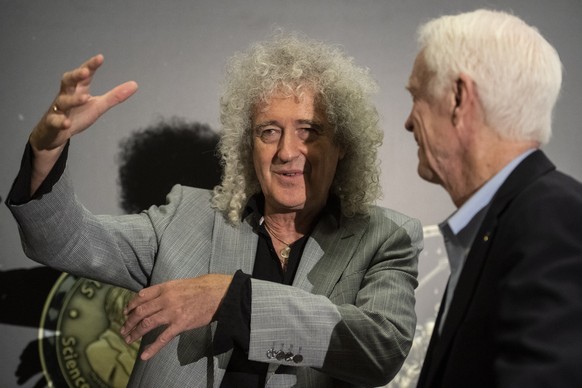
[28,54,138,194]
[121,274,233,360]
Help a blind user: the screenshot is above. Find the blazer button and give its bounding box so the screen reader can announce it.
[276,350,286,361]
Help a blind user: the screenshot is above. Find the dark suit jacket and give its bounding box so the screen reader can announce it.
[417,150,582,388]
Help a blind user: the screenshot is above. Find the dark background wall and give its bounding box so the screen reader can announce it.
[1,1,581,387]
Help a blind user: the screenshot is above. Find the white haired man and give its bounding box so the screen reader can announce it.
[404,9,582,388]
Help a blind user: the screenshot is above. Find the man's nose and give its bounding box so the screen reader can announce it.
[277,130,301,161]
[404,113,414,133]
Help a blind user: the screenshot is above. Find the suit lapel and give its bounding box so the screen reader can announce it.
[292,211,368,296]
[209,212,258,275]
[207,212,258,378]
[423,151,556,384]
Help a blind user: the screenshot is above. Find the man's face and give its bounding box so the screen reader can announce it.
[405,53,459,186]
[252,90,344,215]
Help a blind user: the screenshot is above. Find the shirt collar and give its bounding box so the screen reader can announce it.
[445,148,536,235]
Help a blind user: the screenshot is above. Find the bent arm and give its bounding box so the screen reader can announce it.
[248,216,421,386]
[7,166,166,291]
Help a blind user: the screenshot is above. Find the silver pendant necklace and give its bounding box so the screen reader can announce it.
[263,221,292,265]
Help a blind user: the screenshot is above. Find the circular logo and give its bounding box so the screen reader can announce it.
[39,274,140,388]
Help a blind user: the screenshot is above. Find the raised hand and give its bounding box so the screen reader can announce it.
[121,274,233,360]
[29,54,138,194]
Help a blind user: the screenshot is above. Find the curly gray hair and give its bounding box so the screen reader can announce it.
[211,32,383,225]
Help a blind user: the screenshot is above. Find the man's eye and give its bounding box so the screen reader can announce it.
[297,127,312,140]
[298,124,324,140]
[259,128,281,143]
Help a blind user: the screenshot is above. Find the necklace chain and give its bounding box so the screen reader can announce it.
[263,221,292,268]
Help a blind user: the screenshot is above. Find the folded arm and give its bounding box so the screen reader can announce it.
[249,216,421,386]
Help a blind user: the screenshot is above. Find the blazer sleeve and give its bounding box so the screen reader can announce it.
[6,166,190,291]
[248,209,422,386]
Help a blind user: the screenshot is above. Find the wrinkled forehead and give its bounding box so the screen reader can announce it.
[407,50,439,100]
[252,86,326,116]
[409,51,432,85]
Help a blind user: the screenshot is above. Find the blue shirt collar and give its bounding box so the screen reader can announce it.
[445,148,536,235]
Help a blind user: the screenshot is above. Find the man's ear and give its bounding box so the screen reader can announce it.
[454,79,462,108]
[451,73,475,126]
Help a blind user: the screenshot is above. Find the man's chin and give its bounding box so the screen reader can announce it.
[270,199,307,213]
[417,166,440,184]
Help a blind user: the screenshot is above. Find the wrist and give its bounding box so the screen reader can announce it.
[29,140,66,196]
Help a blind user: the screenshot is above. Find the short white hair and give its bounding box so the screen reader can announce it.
[418,9,562,144]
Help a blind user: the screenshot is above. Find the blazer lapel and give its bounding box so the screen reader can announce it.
[207,212,258,380]
[424,151,556,383]
[292,211,368,296]
[209,212,258,275]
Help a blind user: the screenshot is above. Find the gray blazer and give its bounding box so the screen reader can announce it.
[9,169,422,387]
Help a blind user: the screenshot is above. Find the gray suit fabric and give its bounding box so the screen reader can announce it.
[8,169,422,387]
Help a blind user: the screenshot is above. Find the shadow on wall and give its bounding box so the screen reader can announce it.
[117,118,222,213]
[0,118,222,388]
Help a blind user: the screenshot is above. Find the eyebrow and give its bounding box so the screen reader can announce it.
[298,119,324,128]
[253,119,325,130]
[253,120,278,131]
